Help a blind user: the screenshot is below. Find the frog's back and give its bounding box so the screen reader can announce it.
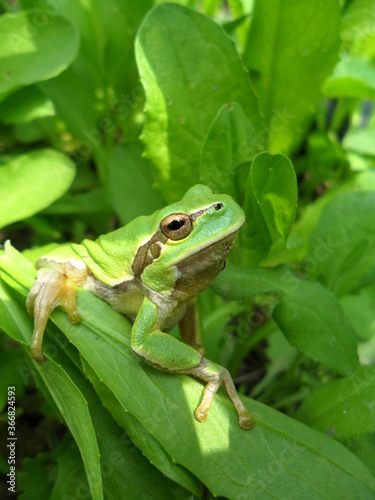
[72,212,161,287]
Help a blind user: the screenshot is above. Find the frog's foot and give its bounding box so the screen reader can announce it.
[186,358,254,430]
[26,269,81,362]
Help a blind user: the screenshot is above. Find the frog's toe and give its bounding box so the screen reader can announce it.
[68,310,81,323]
[31,346,46,363]
[239,413,255,430]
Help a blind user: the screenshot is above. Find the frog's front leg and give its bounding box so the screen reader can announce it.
[132,297,254,430]
[27,267,82,362]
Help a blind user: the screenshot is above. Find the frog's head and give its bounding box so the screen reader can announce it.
[139,185,245,298]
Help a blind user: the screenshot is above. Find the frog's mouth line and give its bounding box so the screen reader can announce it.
[168,227,241,269]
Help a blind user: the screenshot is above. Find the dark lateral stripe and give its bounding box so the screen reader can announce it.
[132,230,168,278]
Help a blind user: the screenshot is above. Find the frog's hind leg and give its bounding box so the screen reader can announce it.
[179,304,205,355]
[186,359,254,430]
[132,297,254,430]
[27,269,80,362]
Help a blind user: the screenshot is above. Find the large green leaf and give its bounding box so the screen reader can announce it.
[16,1,153,183]
[307,192,375,296]
[276,169,375,263]
[200,102,256,200]
[1,246,373,498]
[296,366,375,440]
[83,361,201,496]
[0,12,79,100]
[242,152,297,265]
[19,0,103,65]
[213,266,360,375]
[136,3,260,201]
[0,260,192,499]
[49,294,374,498]
[323,56,375,99]
[244,0,340,153]
[109,143,164,225]
[20,0,151,93]
[0,281,103,500]
[50,328,193,499]
[0,149,76,228]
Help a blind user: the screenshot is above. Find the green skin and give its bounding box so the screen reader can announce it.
[27,185,254,429]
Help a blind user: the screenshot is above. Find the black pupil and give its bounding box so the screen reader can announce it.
[168,219,185,231]
[215,203,223,210]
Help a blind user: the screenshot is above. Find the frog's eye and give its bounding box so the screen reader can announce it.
[160,213,192,240]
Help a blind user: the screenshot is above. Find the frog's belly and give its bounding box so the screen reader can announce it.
[102,287,145,321]
[84,276,144,321]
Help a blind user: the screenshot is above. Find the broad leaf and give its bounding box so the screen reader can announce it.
[53,334,193,499]
[109,143,164,224]
[28,0,151,177]
[0,12,79,100]
[244,0,340,153]
[307,192,375,296]
[278,169,375,262]
[51,293,374,498]
[242,152,297,265]
[296,366,375,439]
[1,247,373,498]
[200,102,257,200]
[136,3,260,201]
[0,149,76,228]
[323,56,375,99]
[213,266,360,375]
[83,361,201,496]
[0,269,192,499]
[0,281,103,500]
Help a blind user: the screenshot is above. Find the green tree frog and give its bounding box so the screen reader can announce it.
[27,184,254,430]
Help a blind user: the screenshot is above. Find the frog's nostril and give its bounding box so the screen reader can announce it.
[214,203,224,211]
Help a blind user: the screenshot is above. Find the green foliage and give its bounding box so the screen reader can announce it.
[242,152,297,264]
[0,149,76,227]
[0,12,79,99]
[136,3,260,201]
[213,266,360,375]
[243,0,340,153]
[296,366,375,439]
[1,0,375,498]
[1,250,374,498]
